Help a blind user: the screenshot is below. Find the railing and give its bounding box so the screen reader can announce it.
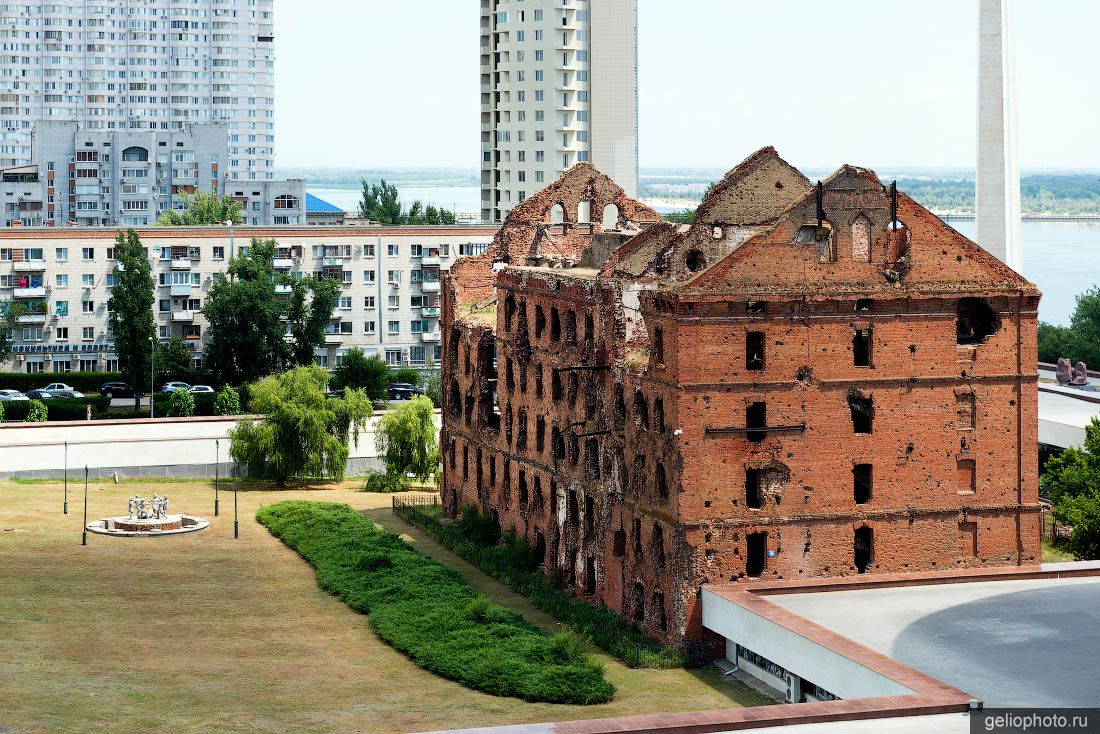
[392,493,442,526]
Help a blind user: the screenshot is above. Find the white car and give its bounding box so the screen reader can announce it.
[161,382,192,394]
[41,383,84,398]
[0,389,28,402]
[189,385,215,394]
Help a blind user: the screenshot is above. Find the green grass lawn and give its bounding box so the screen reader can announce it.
[1042,540,1077,563]
[0,481,770,734]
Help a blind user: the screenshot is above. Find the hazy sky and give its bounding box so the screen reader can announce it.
[275,1,1099,172]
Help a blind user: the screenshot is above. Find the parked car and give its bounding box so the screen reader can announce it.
[387,382,422,400]
[188,385,214,394]
[41,383,83,398]
[52,390,85,399]
[0,389,28,402]
[160,382,191,394]
[99,381,134,399]
[325,388,345,399]
[23,389,54,400]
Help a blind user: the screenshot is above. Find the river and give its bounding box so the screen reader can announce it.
[309,185,1095,326]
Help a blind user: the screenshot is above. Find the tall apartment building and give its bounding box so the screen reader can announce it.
[0,225,497,374]
[0,0,275,180]
[480,0,638,223]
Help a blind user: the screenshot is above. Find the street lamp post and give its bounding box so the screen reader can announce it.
[214,439,220,517]
[233,475,239,540]
[81,465,88,546]
[149,336,156,419]
[63,440,68,514]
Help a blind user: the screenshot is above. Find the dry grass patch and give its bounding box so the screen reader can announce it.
[0,480,770,733]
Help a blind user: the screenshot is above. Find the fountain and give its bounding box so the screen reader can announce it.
[86,494,209,537]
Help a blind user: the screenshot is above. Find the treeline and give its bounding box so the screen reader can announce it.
[1038,288,1100,368]
[358,179,456,225]
[659,174,1100,218]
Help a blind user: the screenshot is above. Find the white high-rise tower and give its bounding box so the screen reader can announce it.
[480,0,639,223]
[976,0,1022,270]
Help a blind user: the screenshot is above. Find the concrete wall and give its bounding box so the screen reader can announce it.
[0,412,443,480]
[701,588,913,701]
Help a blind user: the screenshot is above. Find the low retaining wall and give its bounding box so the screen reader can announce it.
[0,412,441,480]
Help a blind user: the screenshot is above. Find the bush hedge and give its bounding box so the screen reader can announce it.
[396,503,688,669]
[0,372,123,395]
[257,501,615,704]
[1,395,111,422]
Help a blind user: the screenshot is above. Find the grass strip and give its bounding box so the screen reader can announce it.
[257,500,615,704]
[395,500,688,669]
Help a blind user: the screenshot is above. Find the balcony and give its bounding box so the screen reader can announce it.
[13,287,46,298]
[420,331,441,343]
[322,257,342,267]
[171,258,192,270]
[17,314,46,325]
[274,284,292,295]
[13,260,46,272]
[171,311,194,322]
[420,307,441,318]
[272,258,294,269]
[421,256,441,267]
[169,283,192,297]
[420,280,441,293]
[324,333,343,345]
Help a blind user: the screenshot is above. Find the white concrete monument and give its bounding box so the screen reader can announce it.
[976,0,1023,271]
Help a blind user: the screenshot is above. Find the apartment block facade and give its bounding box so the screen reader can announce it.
[442,153,1041,647]
[0,0,275,179]
[480,0,638,223]
[0,225,497,374]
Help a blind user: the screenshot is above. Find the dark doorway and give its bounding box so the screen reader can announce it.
[745,469,763,509]
[533,529,546,568]
[746,532,767,576]
[853,463,872,504]
[853,328,872,366]
[746,331,765,370]
[746,402,767,443]
[854,526,873,573]
[585,556,596,595]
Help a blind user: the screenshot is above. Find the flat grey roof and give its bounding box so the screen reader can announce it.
[769,577,1100,708]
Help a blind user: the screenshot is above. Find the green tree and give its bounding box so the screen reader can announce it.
[203,238,289,384]
[1038,322,1073,364]
[358,179,403,224]
[107,229,156,410]
[376,395,438,483]
[0,300,27,367]
[285,275,340,366]
[663,209,696,224]
[158,191,243,226]
[391,367,422,387]
[24,399,47,423]
[1042,417,1100,559]
[229,365,372,486]
[1066,287,1100,368]
[423,361,442,408]
[214,385,241,416]
[331,348,390,400]
[167,388,195,418]
[155,335,195,382]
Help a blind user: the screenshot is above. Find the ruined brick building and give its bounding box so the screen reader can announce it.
[440,148,1041,646]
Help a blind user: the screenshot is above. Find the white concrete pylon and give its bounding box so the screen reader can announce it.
[976,0,1023,272]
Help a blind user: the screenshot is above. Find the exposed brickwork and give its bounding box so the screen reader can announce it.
[441,149,1041,648]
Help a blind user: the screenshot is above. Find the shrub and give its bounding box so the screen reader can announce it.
[363,471,406,493]
[390,367,422,387]
[213,385,241,416]
[167,388,195,417]
[395,504,686,669]
[0,371,123,395]
[458,503,502,546]
[0,400,4,422]
[257,501,614,704]
[24,400,47,423]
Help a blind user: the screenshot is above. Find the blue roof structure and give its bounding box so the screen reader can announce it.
[305,193,345,213]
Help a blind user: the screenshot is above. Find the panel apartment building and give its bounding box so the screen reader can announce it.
[480,0,638,223]
[0,0,275,180]
[442,152,1041,646]
[0,225,497,374]
[0,121,303,227]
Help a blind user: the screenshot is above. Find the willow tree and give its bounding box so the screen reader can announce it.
[376,395,438,483]
[229,365,371,486]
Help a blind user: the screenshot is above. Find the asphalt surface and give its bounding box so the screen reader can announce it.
[770,577,1100,707]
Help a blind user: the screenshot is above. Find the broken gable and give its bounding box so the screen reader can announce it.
[693,146,812,226]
